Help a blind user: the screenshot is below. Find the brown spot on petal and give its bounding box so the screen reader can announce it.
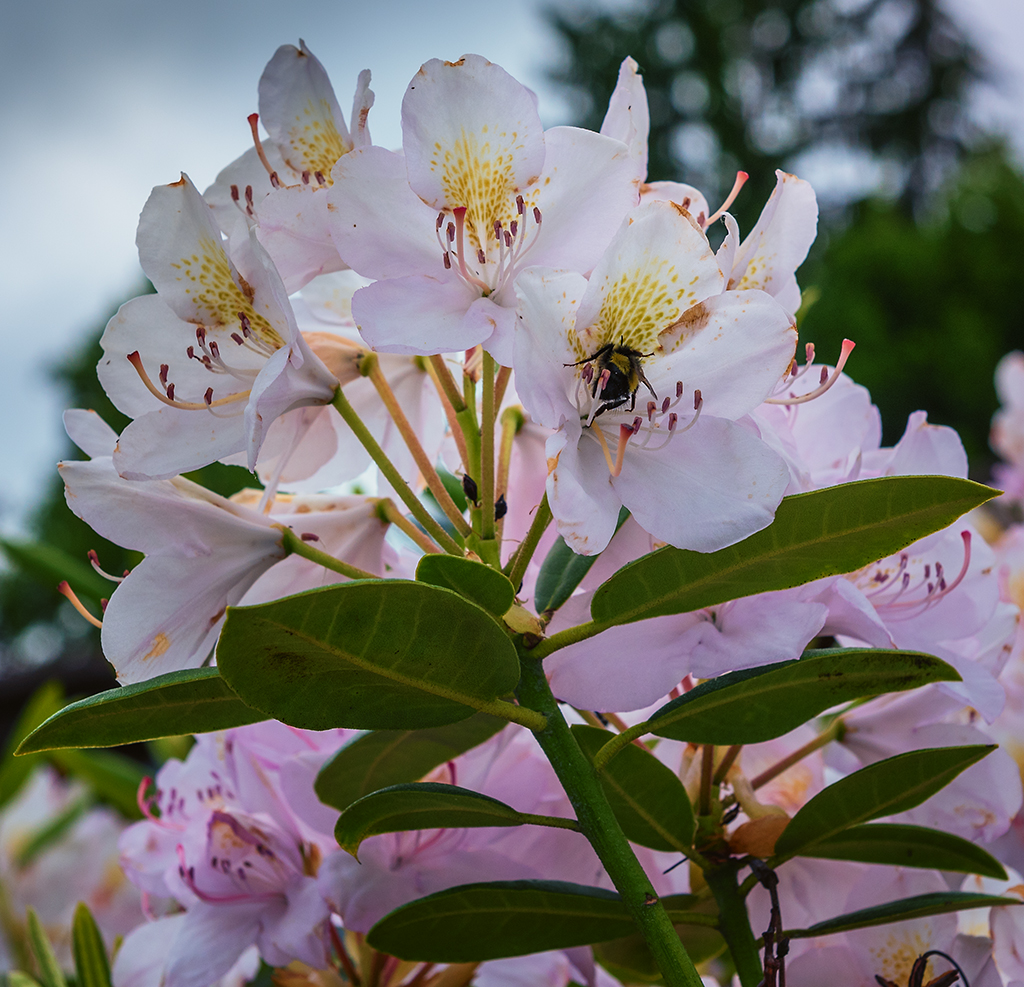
[546,453,560,475]
[143,632,171,660]
[658,301,711,352]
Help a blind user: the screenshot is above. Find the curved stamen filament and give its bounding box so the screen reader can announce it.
[88,549,125,582]
[128,352,251,411]
[764,339,855,405]
[57,581,103,628]
[704,171,749,228]
[175,844,280,905]
[247,113,281,188]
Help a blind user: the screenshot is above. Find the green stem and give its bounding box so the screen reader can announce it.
[750,717,845,791]
[518,812,582,833]
[429,354,466,412]
[503,493,552,590]
[476,697,547,732]
[527,617,609,659]
[590,720,651,771]
[279,526,378,580]
[376,500,443,555]
[366,357,472,538]
[704,863,762,987]
[331,388,463,556]
[516,656,704,987]
[495,406,524,544]
[480,352,497,542]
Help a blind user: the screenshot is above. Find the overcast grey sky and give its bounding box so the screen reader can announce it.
[1,0,1022,535]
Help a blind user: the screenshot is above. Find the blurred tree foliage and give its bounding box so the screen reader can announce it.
[547,0,982,228]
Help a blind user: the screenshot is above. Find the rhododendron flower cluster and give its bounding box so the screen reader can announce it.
[11,40,1024,987]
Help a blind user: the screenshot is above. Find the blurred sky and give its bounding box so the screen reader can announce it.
[0,0,1022,535]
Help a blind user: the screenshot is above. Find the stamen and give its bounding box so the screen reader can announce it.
[704,171,749,227]
[764,339,855,405]
[58,581,103,628]
[88,550,124,583]
[127,352,251,411]
[247,113,281,188]
[593,426,617,475]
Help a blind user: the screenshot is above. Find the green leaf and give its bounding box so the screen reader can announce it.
[217,580,520,730]
[48,749,146,820]
[26,909,66,987]
[572,725,695,852]
[0,683,64,807]
[535,507,630,614]
[367,880,663,961]
[72,903,112,987]
[799,822,1007,878]
[594,895,724,982]
[774,745,994,859]
[646,650,957,745]
[415,556,515,617]
[787,891,1024,940]
[591,476,996,626]
[0,537,111,606]
[4,972,43,987]
[315,714,506,811]
[16,669,265,754]
[335,783,526,857]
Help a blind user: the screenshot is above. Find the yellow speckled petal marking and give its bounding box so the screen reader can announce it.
[170,237,285,348]
[584,261,700,355]
[285,98,351,181]
[433,128,522,248]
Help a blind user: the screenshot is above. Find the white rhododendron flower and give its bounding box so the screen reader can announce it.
[514,199,797,554]
[99,175,340,480]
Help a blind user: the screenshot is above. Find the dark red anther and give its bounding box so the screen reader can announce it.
[231,332,244,345]
[924,564,931,578]
[581,363,594,384]
[443,252,452,269]
[446,222,456,243]
[244,186,254,207]
[314,171,326,185]
[694,389,702,409]
[477,247,487,265]
[662,396,671,414]
[494,219,503,240]
[681,196,691,210]
[196,326,206,344]
[187,345,196,360]
[209,340,220,360]
[230,184,240,202]
[166,383,175,401]
[159,364,169,385]
[269,172,281,189]
[240,313,252,335]
[533,206,542,224]
[504,231,513,248]
[676,381,684,398]
[598,368,611,392]
[436,211,445,230]
[204,388,214,406]
[300,532,320,542]
[301,170,311,185]
[100,598,108,611]
[509,220,518,237]
[516,195,525,214]
[696,211,706,225]
[820,367,829,385]
[668,412,678,430]
[647,400,657,421]
[632,416,643,434]
[88,549,99,564]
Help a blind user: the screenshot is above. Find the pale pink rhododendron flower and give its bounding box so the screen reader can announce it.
[329,54,639,365]
[0,768,142,969]
[59,410,389,684]
[206,40,373,292]
[514,199,797,555]
[99,175,340,480]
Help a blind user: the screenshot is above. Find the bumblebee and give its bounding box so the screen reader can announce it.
[568,340,656,416]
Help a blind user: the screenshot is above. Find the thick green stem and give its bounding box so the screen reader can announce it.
[279,526,377,580]
[331,388,463,556]
[503,494,552,591]
[516,657,705,987]
[704,863,762,987]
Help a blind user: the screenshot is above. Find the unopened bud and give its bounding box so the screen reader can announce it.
[302,332,366,385]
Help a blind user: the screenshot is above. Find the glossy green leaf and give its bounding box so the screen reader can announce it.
[26,909,66,987]
[591,477,996,626]
[315,714,505,811]
[48,749,146,820]
[646,650,957,745]
[787,892,1023,940]
[535,507,630,614]
[774,745,994,859]
[572,725,695,852]
[0,682,63,808]
[16,669,265,754]
[335,783,526,856]
[72,903,112,987]
[594,895,724,982]
[799,822,1007,878]
[415,556,515,617]
[217,580,520,730]
[368,880,700,961]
